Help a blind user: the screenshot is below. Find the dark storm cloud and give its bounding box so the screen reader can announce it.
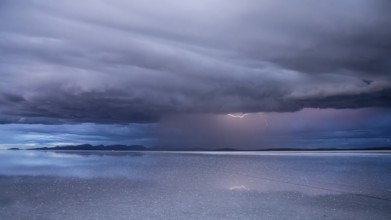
[0,0,390,123]
[158,108,391,149]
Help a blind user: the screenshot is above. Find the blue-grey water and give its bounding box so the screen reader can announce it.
[0,150,390,220]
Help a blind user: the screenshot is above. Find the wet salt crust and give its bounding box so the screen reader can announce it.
[0,150,390,220]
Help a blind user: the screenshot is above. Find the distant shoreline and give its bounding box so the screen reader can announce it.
[7,144,391,152]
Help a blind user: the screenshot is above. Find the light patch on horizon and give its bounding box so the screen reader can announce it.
[229,185,250,191]
[227,113,248,118]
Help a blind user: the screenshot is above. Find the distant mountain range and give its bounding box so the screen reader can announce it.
[6,144,391,151]
[28,144,147,151]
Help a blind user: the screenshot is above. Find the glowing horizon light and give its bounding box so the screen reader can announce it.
[227,113,248,118]
[229,185,250,191]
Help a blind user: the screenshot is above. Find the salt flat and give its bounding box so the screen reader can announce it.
[0,150,390,220]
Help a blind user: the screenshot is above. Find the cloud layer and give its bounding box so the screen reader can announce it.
[1,108,389,149]
[158,108,391,149]
[0,0,390,123]
[0,123,158,149]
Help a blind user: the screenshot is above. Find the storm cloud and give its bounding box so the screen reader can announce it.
[158,108,391,149]
[0,0,390,123]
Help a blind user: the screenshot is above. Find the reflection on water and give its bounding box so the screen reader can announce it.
[0,150,152,179]
[0,150,390,220]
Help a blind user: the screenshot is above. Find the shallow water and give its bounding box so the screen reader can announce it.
[0,150,390,220]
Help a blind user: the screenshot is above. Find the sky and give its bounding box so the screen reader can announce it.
[0,0,390,149]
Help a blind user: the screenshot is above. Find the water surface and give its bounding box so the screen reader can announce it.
[0,150,390,219]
